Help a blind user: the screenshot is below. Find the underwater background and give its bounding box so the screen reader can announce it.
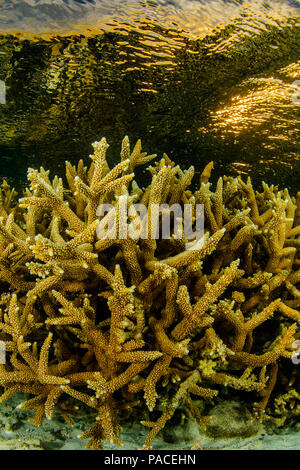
[0,0,299,192]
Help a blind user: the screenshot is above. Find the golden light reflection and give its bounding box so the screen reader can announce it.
[209,72,300,151]
[230,162,251,176]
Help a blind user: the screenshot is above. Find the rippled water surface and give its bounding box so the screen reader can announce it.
[0,0,299,191]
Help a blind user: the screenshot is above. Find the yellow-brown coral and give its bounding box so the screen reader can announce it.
[0,137,299,449]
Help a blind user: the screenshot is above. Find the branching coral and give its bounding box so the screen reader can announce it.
[0,137,299,449]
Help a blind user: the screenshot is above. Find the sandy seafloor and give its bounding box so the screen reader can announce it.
[0,393,299,450]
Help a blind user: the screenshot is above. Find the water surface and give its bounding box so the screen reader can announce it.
[0,0,299,191]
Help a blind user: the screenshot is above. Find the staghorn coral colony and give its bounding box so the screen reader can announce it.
[0,136,299,449]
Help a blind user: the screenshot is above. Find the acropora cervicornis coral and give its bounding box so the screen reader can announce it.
[0,137,299,449]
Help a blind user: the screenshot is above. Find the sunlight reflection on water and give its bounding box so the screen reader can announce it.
[0,0,299,191]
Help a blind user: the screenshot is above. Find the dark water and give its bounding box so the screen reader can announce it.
[0,0,299,192]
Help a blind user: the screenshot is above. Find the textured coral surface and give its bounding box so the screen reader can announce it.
[0,137,299,449]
